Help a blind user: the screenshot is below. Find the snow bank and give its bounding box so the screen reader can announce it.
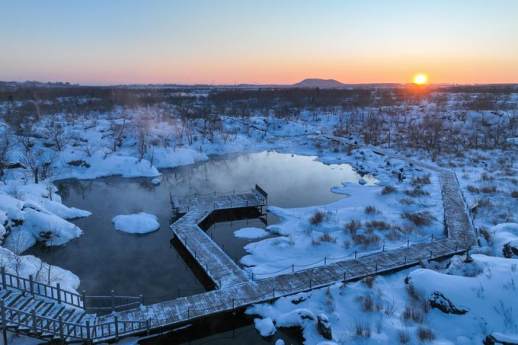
[0,246,79,292]
[241,166,443,278]
[5,208,82,253]
[254,317,276,337]
[408,254,518,343]
[491,223,518,257]
[234,227,269,239]
[112,212,160,234]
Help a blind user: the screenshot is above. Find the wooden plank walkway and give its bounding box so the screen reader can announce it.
[171,191,266,288]
[0,145,477,343]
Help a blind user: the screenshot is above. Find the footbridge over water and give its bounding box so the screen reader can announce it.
[0,152,476,344]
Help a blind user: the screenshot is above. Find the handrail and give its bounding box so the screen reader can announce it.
[0,267,83,309]
[0,267,143,313]
[0,299,149,342]
[254,184,268,200]
[247,234,453,279]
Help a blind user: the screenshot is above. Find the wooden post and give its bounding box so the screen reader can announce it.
[309,279,312,289]
[82,290,87,310]
[86,320,91,341]
[59,316,64,341]
[407,239,410,248]
[29,275,34,296]
[343,272,346,282]
[430,250,433,259]
[57,283,62,304]
[1,300,6,345]
[404,256,407,264]
[354,251,357,259]
[1,267,5,289]
[375,262,378,272]
[111,290,115,312]
[324,256,327,265]
[291,264,294,273]
[187,307,190,319]
[114,316,119,340]
[31,309,37,334]
[272,288,275,298]
[146,319,150,335]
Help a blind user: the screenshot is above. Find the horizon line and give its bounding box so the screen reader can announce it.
[3,79,518,88]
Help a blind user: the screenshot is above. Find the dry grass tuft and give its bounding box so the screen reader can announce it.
[309,210,326,225]
[401,211,433,226]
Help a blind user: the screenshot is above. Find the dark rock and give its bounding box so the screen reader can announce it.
[316,313,332,340]
[67,160,91,168]
[429,291,467,315]
[38,231,53,240]
[503,242,518,258]
[484,333,518,345]
[1,162,26,170]
[290,296,307,305]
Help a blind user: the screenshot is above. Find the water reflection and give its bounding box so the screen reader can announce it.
[29,151,364,300]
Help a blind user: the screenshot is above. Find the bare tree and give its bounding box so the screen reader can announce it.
[109,119,127,153]
[46,120,68,151]
[18,136,46,183]
[0,135,10,180]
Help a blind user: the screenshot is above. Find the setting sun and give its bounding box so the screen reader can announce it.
[413,73,429,85]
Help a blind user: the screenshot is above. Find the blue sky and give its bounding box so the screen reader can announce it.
[1,0,517,84]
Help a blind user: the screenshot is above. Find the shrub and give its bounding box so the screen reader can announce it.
[320,232,336,243]
[352,233,380,247]
[309,210,325,225]
[365,206,378,215]
[381,185,396,195]
[345,219,361,235]
[356,295,375,312]
[467,185,479,193]
[417,327,435,342]
[401,211,433,226]
[363,275,375,288]
[405,186,430,197]
[411,175,431,186]
[511,191,518,198]
[398,330,411,344]
[355,322,371,338]
[402,305,424,323]
[365,220,391,231]
[480,186,497,194]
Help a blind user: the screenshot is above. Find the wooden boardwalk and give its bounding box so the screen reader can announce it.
[0,149,477,343]
[171,188,267,288]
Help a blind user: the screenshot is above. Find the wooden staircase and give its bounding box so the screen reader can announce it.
[0,269,148,343]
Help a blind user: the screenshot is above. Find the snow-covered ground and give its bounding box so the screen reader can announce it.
[0,88,516,344]
[240,157,444,278]
[248,254,518,345]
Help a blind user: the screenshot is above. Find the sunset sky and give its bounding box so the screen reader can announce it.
[1,0,517,85]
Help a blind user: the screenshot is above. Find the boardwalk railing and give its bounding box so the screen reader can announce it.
[0,267,143,313]
[254,184,268,201]
[0,299,149,342]
[247,234,459,279]
[1,267,83,308]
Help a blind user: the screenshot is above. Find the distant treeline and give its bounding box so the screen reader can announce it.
[0,84,516,115]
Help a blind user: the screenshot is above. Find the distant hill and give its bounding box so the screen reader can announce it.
[292,78,346,88]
